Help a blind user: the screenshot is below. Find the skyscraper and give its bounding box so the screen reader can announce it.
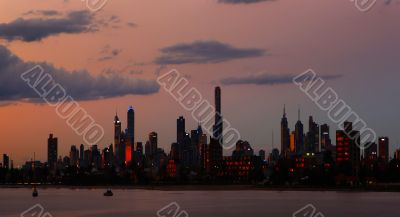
[378,137,389,163]
[177,116,185,144]
[209,87,223,173]
[2,154,9,169]
[127,106,135,163]
[114,112,121,158]
[295,108,304,155]
[336,121,360,176]
[307,116,320,153]
[213,86,223,143]
[320,124,331,151]
[280,105,290,157]
[149,131,158,157]
[47,134,58,170]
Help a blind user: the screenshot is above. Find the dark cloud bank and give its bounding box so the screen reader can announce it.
[155,40,265,65]
[221,73,342,86]
[0,46,159,102]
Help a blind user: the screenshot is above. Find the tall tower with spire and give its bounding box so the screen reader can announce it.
[280,105,290,157]
[114,113,121,152]
[295,106,304,155]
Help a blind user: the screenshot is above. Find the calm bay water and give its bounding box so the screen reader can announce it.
[0,188,399,217]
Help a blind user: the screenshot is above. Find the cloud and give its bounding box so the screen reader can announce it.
[0,10,97,42]
[220,73,342,86]
[0,45,159,102]
[218,0,272,4]
[155,40,265,65]
[98,45,122,61]
[23,10,63,17]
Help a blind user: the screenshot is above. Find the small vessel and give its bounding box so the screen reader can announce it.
[32,186,38,197]
[103,189,113,197]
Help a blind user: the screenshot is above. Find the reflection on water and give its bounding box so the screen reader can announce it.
[0,188,399,217]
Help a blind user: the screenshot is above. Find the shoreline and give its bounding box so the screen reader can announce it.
[1,184,400,192]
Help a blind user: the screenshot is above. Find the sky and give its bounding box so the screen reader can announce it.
[0,0,399,165]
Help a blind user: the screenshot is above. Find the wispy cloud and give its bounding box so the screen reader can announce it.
[155,40,265,65]
[220,73,342,86]
[98,45,122,61]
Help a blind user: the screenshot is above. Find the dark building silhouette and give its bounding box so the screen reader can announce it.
[69,145,79,166]
[378,137,389,163]
[213,86,223,143]
[280,105,290,157]
[320,124,331,151]
[2,154,9,169]
[127,106,135,163]
[306,116,319,153]
[114,113,122,165]
[295,108,304,155]
[336,121,360,176]
[47,134,58,170]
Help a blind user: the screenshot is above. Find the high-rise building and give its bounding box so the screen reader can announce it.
[307,116,320,153]
[336,121,360,176]
[290,131,296,153]
[149,132,158,157]
[320,124,331,151]
[114,113,121,160]
[2,154,9,169]
[79,144,84,161]
[127,106,135,162]
[280,105,290,157]
[177,116,185,144]
[295,111,304,155]
[136,142,143,155]
[209,87,223,172]
[213,86,223,143]
[259,150,266,161]
[364,142,377,161]
[47,134,58,170]
[378,137,389,163]
[69,145,79,166]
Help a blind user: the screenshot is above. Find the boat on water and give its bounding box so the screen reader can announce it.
[32,186,38,197]
[104,189,113,197]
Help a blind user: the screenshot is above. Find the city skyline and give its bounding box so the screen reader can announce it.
[1,85,396,167]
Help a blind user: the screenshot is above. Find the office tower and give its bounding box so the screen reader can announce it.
[295,110,304,155]
[47,134,58,170]
[69,145,79,166]
[306,116,320,153]
[209,87,223,173]
[208,137,223,174]
[79,144,84,161]
[336,121,360,176]
[364,142,377,161]
[91,145,101,169]
[232,140,254,158]
[213,86,223,143]
[127,106,135,163]
[114,113,122,162]
[149,132,158,157]
[320,124,331,151]
[259,149,266,161]
[177,116,185,144]
[102,147,112,168]
[290,131,296,153]
[378,137,389,163]
[136,142,143,155]
[280,105,290,157]
[2,154,9,169]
